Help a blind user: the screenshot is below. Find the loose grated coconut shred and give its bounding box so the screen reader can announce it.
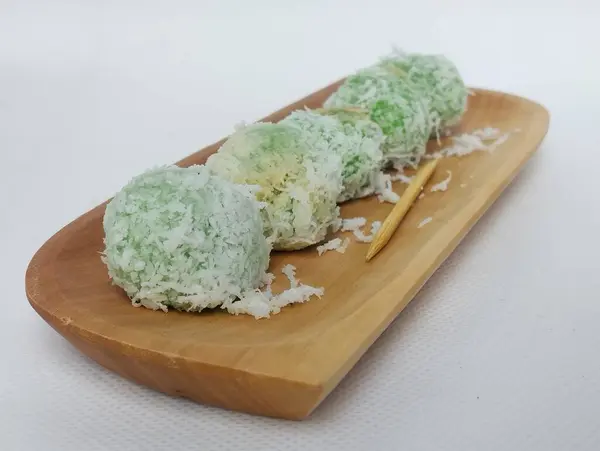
[317,237,351,256]
[418,217,433,228]
[430,170,453,192]
[339,217,382,243]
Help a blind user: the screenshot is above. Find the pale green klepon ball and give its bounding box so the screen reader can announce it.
[206,122,343,251]
[378,49,468,132]
[281,109,384,202]
[323,66,432,168]
[101,165,270,315]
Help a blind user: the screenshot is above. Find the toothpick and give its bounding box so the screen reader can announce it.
[366,159,438,262]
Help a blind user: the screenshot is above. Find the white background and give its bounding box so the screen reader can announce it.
[2,0,600,450]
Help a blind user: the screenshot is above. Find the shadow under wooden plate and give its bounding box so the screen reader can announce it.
[25,81,550,420]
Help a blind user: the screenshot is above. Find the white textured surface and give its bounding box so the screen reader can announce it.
[2,1,600,450]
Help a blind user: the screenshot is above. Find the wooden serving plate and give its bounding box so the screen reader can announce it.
[25,81,549,420]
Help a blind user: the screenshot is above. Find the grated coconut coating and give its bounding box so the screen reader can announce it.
[323,66,432,168]
[101,165,271,314]
[206,122,343,251]
[378,49,468,132]
[281,109,384,202]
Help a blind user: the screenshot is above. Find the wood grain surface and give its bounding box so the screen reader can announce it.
[25,81,550,420]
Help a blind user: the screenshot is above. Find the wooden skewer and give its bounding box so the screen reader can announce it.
[366,159,439,262]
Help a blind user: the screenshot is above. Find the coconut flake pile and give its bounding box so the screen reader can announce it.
[427,127,514,159]
[230,265,324,318]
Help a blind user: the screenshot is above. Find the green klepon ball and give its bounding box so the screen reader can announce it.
[378,49,468,132]
[323,66,432,168]
[101,165,271,315]
[206,122,343,251]
[281,109,384,202]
